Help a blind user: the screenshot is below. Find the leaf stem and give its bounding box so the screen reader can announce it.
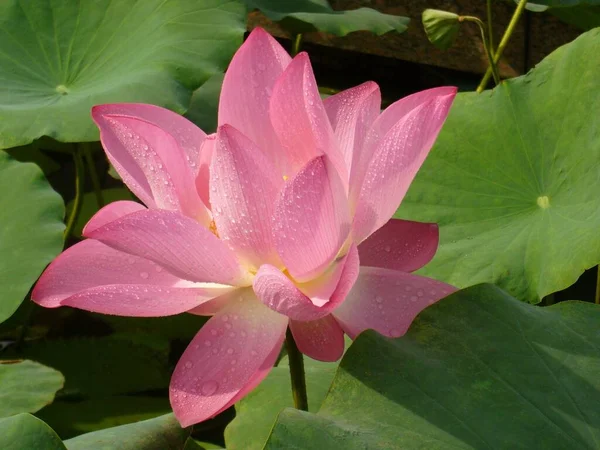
[291,34,304,56]
[285,328,308,411]
[460,16,500,85]
[64,146,85,241]
[476,0,528,93]
[486,0,494,51]
[82,143,104,208]
[595,265,600,305]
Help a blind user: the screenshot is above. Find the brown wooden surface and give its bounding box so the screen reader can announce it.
[247,0,581,77]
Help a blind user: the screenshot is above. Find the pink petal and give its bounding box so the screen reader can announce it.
[352,87,456,243]
[195,134,216,208]
[273,156,350,282]
[83,201,146,235]
[323,81,381,175]
[270,53,347,181]
[333,267,456,339]
[218,28,291,175]
[357,219,439,273]
[253,245,358,321]
[169,290,288,426]
[92,107,210,225]
[84,209,248,286]
[32,240,232,316]
[290,315,344,362]
[210,125,282,269]
[92,103,206,171]
[187,288,241,316]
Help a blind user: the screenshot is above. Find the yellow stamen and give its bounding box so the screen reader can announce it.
[283,175,289,181]
[209,219,219,237]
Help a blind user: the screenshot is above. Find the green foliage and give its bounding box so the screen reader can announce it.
[0,151,64,324]
[397,28,600,303]
[0,0,246,149]
[422,9,461,50]
[63,414,189,450]
[0,360,64,418]
[263,284,600,449]
[244,0,409,36]
[185,73,224,135]
[0,414,66,450]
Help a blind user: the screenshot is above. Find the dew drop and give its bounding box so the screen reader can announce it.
[375,296,383,303]
[200,380,218,396]
[185,361,193,369]
[410,295,418,302]
[417,290,424,297]
[140,271,149,279]
[384,245,391,253]
[204,340,212,347]
[226,348,234,355]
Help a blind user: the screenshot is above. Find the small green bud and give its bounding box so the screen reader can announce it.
[422,9,460,51]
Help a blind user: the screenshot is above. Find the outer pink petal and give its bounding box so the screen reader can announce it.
[357,219,439,273]
[169,290,288,427]
[211,125,282,269]
[92,108,210,225]
[32,240,232,316]
[218,28,291,175]
[273,156,351,282]
[195,134,215,208]
[333,267,456,339]
[92,103,206,171]
[269,53,347,181]
[290,315,344,362]
[323,81,381,175]
[253,245,358,321]
[187,288,241,316]
[84,209,248,286]
[352,87,457,242]
[83,201,146,235]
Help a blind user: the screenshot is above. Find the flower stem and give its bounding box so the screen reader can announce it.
[476,0,528,93]
[285,328,308,411]
[64,146,85,241]
[82,143,104,208]
[291,34,304,57]
[460,16,500,85]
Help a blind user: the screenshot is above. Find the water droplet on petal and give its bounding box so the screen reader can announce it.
[140,271,149,279]
[201,380,218,396]
[185,361,193,369]
[226,348,234,355]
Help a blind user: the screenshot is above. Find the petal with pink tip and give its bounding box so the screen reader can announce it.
[211,125,282,269]
[169,290,287,427]
[32,240,232,316]
[92,103,206,171]
[83,201,146,235]
[333,267,456,339]
[273,156,350,282]
[352,88,456,243]
[218,28,291,175]
[290,315,344,362]
[92,108,210,225]
[195,134,215,208]
[357,219,439,273]
[253,245,358,321]
[270,53,346,180]
[84,209,248,286]
[187,288,242,316]
[323,81,381,174]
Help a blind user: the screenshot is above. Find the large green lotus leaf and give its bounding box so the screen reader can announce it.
[245,0,409,36]
[5,334,170,397]
[0,0,246,148]
[0,151,64,323]
[0,414,66,450]
[37,396,171,439]
[225,357,337,450]
[264,284,600,449]
[396,28,600,303]
[0,360,64,418]
[63,414,189,450]
[550,5,600,30]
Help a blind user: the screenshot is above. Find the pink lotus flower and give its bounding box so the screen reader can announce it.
[32,28,456,426]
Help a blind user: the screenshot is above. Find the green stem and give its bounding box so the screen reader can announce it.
[285,328,308,411]
[486,0,494,52]
[460,16,500,85]
[82,143,104,208]
[476,0,528,93]
[291,34,304,57]
[596,265,600,305]
[64,147,85,241]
